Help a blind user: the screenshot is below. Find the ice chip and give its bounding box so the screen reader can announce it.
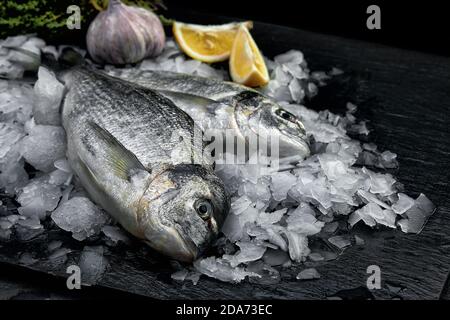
[21,123,67,172]
[193,257,259,283]
[51,197,111,241]
[296,268,321,280]
[102,225,130,244]
[392,193,415,214]
[286,204,324,236]
[257,208,287,226]
[15,216,44,241]
[328,235,351,249]
[284,231,310,262]
[33,67,64,126]
[0,162,29,194]
[223,241,267,267]
[270,171,297,201]
[288,78,305,102]
[79,246,108,285]
[171,269,189,281]
[247,261,281,285]
[17,178,62,220]
[415,193,435,216]
[274,50,304,65]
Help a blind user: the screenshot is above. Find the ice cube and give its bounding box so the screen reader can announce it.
[379,151,398,168]
[193,257,259,283]
[415,193,435,215]
[288,78,305,102]
[274,66,292,85]
[398,194,435,234]
[284,231,310,262]
[0,122,24,169]
[15,216,44,241]
[257,208,286,226]
[357,190,391,209]
[171,269,189,281]
[0,162,29,194]
[363,168,396,196]
[318,153,348,181]
[102,225,130,244]
[328,235,351,249]
[286,204,324,236]
[33,67,64,126]
[79,246,108,285]
[0,83,34,123]
[230,195,252,215]
[270,171,297,202]
[274,50,304,65]
[20,122,67,172]
[51,197,111,241]
[223,241,267,267]
[296,268,320,280]
[392,193,415,214]
[17,178,62,220]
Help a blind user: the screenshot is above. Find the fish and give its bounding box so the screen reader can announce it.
[108,69,311,162]
[60,66,230,262]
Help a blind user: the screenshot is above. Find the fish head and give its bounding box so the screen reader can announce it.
[232,91,311,160]
[139,164,229,262]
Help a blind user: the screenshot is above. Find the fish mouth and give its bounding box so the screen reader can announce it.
[145,225,200,263]
[170,229,200,262]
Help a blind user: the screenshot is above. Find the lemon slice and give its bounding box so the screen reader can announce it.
[229,25,269,87]
[173,21,253,63]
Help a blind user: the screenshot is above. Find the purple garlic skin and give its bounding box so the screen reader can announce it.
[86,0,165,65]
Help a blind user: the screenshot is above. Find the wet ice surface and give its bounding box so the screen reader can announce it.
[0,35,437,285]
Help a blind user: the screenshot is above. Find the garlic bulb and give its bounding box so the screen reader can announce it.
[86,0,165,65]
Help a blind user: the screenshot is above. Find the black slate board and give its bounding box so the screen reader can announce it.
[1,13,450,300]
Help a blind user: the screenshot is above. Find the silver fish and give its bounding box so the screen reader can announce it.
[60,66,229,262]
[109,69,311,161]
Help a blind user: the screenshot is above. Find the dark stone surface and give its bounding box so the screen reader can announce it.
[1,13,449,300]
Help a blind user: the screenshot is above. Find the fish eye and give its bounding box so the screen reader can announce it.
[194,199,213,220]
[275,108,297,123]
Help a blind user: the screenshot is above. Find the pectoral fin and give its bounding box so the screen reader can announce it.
[86,121,147,180]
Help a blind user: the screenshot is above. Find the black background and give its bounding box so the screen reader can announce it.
[166,0,449,57]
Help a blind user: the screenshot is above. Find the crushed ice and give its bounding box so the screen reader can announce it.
[0,35,437,284]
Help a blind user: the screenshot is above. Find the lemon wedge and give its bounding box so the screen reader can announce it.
[173,21,253,63]
[229,25,269,87]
